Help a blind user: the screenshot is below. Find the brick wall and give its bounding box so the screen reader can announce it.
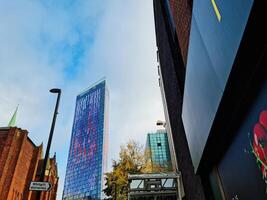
[23,144,42,199]
[8,131,29,199]
[0,128,24,199]
[169,0,193,65]
[31,157,58,200]
[0,128,42,200]
[0,130,9,178]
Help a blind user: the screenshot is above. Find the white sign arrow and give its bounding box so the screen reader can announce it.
[29,181,52,191]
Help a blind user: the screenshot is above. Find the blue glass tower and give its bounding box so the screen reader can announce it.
[145,130,172,172]
[63,80,109,200]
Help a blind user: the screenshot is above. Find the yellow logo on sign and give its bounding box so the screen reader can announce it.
[211,0,221,22]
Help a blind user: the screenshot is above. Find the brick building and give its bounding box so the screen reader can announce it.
[33,156,59,200]
[0,127,58,200]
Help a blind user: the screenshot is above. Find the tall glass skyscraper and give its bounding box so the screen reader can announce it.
[145,130,172,172]
[63,80,109,200]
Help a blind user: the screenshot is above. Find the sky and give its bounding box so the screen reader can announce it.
[0,0,164,199]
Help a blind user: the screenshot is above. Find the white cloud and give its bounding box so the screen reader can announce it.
[0,0,164,199]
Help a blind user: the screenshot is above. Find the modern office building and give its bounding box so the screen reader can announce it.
[63,80,109,200]
[154,0,266,199]
[145,130,172,172]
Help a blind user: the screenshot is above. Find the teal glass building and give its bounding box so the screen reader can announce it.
[145,130,172,172]
[63,80,109,200]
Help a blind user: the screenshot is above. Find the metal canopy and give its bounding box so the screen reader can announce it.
[128,172,183,200]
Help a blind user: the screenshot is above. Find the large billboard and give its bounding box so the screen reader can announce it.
[216,81,267,199]
[63,80,108,200]
[182,0,254,170]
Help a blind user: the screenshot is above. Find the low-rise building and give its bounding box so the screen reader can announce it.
[0,127,58,200]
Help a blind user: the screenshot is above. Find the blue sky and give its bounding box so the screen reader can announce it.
[0,0,164,198]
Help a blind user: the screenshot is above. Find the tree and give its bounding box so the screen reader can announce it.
[103,140,144,200]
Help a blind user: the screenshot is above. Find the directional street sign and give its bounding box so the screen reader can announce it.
[29,181,52,191]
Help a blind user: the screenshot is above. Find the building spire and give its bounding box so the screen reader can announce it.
[8,105,19,127]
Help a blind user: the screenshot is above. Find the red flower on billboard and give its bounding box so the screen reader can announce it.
[250,111,267,182]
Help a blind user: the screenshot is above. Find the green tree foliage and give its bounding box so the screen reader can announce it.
[103,140,144,200]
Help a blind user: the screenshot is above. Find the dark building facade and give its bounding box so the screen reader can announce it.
[154,0,267,199]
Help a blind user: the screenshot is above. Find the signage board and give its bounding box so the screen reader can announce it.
[29,181,52,192]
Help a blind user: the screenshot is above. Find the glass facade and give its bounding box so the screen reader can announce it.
[145,130,172,172]
[182,0,253,170]
[63,80,108,200]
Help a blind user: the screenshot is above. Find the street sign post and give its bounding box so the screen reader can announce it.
[29,181,52,192]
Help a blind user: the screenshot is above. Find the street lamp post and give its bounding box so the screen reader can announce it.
[37,88,61,200]
[156,120,166,127]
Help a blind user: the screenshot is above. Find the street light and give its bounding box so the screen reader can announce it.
[156,120,166,127]
[50,88,61,93]
[37,88,61,199]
